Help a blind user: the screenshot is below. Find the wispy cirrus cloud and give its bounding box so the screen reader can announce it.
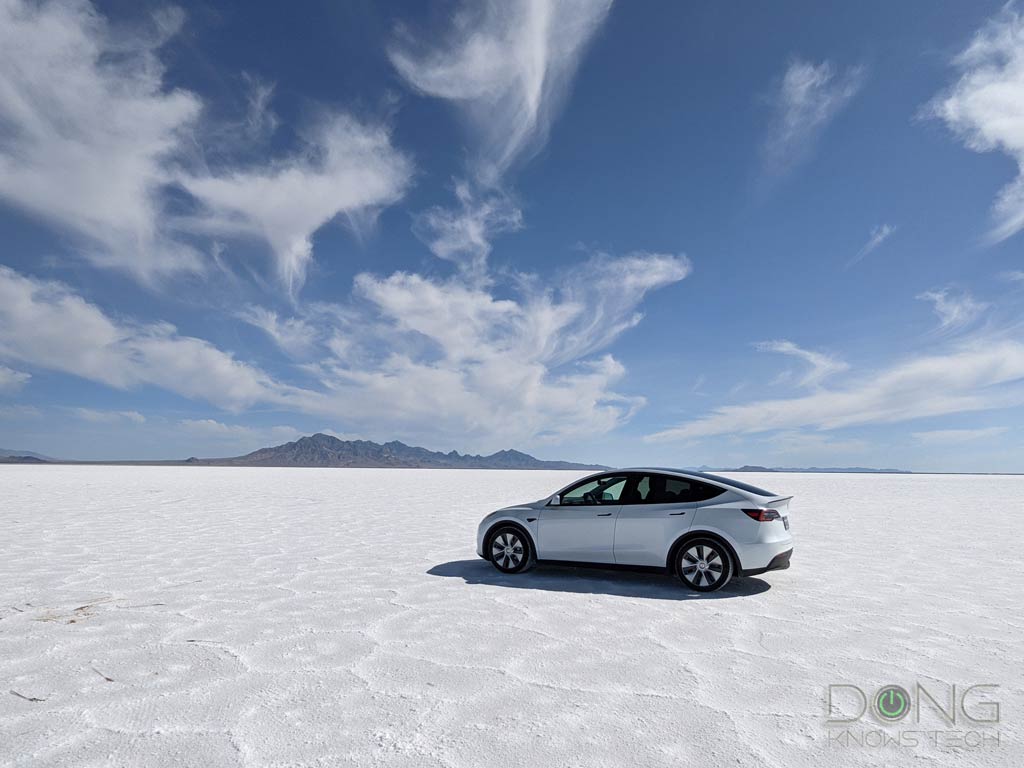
[411,182,523,281]
[0,404,41,421]
[237,306,318,358]
[0,250,688,450]
[300,251,691,446]
[647,339,1024,442]
[912,426,1008,444]
[0,266,300,412]
[0,1,202,280]
[762,58,864,177]
[240,74,280,143]
[0,365,30,393]
[0,1,411,294]
[916,288,989,333]
[390,0,613,182]
[754,339,849,388]
[928,8,1024,243]
[179,419,301,447]
[848,223,896,267]
[69,408,146,424]
[390,0,613,274]
[179,116,412,297]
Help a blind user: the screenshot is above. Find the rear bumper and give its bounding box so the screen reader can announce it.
[741,547,792,577]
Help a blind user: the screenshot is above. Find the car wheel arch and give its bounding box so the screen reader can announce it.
[666,529,742,575]
[483,519,537,562]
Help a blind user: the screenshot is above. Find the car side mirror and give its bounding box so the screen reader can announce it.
[548,495,560,506]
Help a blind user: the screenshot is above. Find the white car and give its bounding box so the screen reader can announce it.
[476,469,793,592]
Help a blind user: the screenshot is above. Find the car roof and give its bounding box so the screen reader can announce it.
[583,467,781,498]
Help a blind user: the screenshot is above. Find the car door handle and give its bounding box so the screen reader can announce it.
[668,511,687,516]
[596,512,613,516]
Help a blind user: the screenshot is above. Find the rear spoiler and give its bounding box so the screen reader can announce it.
[765,495,793,507]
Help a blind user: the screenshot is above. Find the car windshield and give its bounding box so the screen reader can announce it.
[688,471,777,497]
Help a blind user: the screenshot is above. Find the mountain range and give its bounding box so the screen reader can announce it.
[0,448,53,460]
[714,464,911,474]
[0,434,608,470]
[0,436,923,472]
[188,433,608,470]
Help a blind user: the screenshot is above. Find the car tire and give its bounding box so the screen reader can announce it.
[676,538,732,592]
[488,526,535,574]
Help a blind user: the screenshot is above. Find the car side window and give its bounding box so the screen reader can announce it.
[560,475,628,505]
[687,479,726,502]
[631,474,726,504]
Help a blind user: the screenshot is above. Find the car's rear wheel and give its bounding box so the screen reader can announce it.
[488,527,535,574]
[676,538,732,592]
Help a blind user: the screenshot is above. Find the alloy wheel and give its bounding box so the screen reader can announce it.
[679,543,725,588]
[491,531,524,570]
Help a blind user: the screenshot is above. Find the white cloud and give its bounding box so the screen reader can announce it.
[179,419,300,444]
[70,407,146,424]
[0,1,411,293]
[390,0,611,274]
[0,365,30,393]
[0,0,202,280]
[929,9,1024,242]
[411,182,522,279]
[1002,270,1024,283]
[179,115,413,296]
[762,58,863,176]
[916,288,988,333]
[241,73,279,142]
[848,223,895,267]
[648,339,1024,441]
[545,252,693,364]
[237,306,318,357]
[754,339,849,388]
[0,404,41,420]
[0,254,686,450]
[0,266,298,411]
[766,431,870,459]
[912,426,1008,445]
[300,251,691,446]
[389,0,613,182]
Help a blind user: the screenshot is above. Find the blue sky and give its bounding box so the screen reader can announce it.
[1,0,1024,471]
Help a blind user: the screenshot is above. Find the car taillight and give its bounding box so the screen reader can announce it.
[742,508,781,522]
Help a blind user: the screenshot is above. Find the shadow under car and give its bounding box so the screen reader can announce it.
[428,559,771,600]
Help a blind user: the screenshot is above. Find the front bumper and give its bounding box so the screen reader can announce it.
[476,523,488,559]
[741,547,792,577]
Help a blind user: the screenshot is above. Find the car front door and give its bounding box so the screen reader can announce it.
[538,474,628,563]
[613,474,697,566]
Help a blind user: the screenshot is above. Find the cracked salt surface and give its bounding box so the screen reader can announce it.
[1,466,1022,766]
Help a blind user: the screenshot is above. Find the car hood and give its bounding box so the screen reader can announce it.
[496,498,548,513]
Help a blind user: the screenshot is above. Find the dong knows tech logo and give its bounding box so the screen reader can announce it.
[825,682,1002,750]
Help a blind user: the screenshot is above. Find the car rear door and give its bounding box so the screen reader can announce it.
[613,473,695,566]
[538,474,627,563]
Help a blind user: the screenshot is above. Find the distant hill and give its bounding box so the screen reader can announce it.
[719,465,911,474]
[0,448,53,461]
[192,433,608,470]
[0,454,48,464]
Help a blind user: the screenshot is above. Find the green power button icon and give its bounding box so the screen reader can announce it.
[874,685,911,721]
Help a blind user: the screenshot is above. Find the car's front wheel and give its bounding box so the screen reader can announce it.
[488,527,535,574]
[676,538,732,592]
